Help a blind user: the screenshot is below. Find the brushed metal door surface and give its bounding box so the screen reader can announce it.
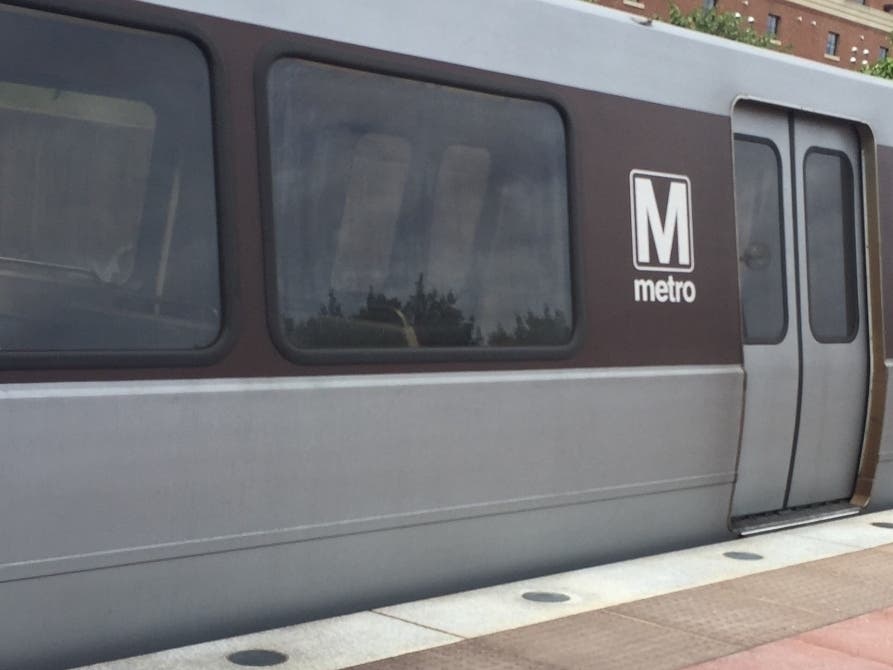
[786,116,868,506]
[731,106,799,516]
[731,104,867,516]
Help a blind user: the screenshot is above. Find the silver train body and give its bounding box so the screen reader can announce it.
[2,0,893,667]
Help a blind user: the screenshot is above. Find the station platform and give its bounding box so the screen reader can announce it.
[80,509,893,670]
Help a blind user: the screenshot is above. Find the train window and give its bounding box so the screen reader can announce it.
[266,59,572,353]
[733,137,786,344]
[0,7,220,353]
[803,149,858,343]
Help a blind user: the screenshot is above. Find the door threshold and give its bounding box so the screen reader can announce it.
[731,500,861,536]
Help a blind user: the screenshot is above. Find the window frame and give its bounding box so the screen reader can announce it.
[0,1,233,370]
[255,46,581,366]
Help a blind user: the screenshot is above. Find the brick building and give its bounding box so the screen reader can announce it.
[601,0,893,70]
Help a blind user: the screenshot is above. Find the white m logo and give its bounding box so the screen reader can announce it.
[630,170,694,272]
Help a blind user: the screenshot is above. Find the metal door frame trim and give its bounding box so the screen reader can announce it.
[850,127,886,507]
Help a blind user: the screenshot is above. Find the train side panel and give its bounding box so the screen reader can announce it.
[0,0,892,667]
[1,369,741,668]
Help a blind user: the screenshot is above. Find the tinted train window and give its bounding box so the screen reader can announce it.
[0,7,220,352]
[733,137,786,344]
[803,149,858,343]
[266,60,572,352]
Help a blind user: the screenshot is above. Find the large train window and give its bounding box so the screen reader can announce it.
[733,136,787,344]
[0,7,220,353]
[265,59,572,353]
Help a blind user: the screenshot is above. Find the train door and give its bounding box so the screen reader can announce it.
[730,103,868,532]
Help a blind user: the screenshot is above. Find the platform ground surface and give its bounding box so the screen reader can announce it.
[80,509,893,670]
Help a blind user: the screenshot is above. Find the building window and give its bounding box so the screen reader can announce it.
[826,32,840,57]
[265,59,574,354]
[767,14,780,38]
[703,0,717,8]
[881,46,890,60]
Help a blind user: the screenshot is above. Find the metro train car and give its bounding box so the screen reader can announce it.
[2,0,893,667]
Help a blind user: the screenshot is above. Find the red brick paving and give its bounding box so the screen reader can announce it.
[687,607,893,669]
[349,545,893,670]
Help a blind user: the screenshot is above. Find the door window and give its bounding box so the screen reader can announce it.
[734,137,786,344]
[803,149,859,343]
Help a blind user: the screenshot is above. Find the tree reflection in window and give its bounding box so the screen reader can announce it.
[285,275,570,349]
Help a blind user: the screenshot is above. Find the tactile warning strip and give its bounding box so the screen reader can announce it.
[348,544,893,670]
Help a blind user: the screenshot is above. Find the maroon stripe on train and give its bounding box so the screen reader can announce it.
[0,0,743,382]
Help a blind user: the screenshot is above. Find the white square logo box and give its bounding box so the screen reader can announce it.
[630,170,694,273]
